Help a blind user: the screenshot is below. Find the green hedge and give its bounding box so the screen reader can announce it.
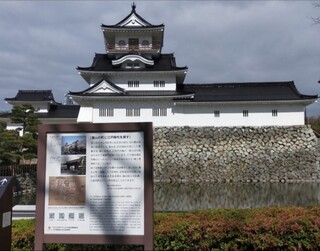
[12,206,320,251]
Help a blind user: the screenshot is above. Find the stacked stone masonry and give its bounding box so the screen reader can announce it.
[153,126,320,183]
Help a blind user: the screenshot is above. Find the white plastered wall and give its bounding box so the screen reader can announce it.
[86,100,307,127]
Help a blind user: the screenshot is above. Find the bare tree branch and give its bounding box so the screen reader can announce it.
[313,0,320,8]
[312,0,320,24]
[313,17,320,24]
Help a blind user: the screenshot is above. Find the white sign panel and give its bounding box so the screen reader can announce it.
[2,211,11,228]
[44,132,144,235]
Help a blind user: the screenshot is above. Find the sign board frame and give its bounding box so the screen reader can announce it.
[35,123,153,250]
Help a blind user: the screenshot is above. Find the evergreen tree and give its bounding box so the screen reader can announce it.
[10,104,40,138]
[0,129,22,165]
[0,104,40,165]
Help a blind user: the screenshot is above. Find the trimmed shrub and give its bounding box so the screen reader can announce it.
[11,219,35,251]
[12,206,320,250]
[154,207,320,250]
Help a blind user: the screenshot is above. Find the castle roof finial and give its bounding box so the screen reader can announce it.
[132,2,136,12]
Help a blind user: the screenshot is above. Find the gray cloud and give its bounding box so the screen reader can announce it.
[0,1,319,115]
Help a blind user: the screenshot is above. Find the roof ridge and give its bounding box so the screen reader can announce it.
[185,81,295,86]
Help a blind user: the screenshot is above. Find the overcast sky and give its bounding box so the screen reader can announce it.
[1,1,320,115]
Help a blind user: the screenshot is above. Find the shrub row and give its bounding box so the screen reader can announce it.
[12,206,320,251]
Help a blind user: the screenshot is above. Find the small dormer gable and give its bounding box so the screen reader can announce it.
[84,80,125,94]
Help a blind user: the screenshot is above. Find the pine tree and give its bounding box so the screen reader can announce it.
[0,104,40,165]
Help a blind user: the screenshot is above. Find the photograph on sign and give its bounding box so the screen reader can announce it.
[61,136,86,155]
[48,176,86,206]
[44,131,145,236]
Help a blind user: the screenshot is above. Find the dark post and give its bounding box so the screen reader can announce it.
[0,176,14,251]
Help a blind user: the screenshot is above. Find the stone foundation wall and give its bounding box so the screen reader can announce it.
[153,126,320,183]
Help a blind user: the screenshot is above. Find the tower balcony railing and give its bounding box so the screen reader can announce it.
[107,44,161,53]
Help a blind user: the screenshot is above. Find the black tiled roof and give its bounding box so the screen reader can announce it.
[101,3,164,29]
[37,104,80,119]
[77,53,187,72]
[182,81,318,102]
[125,91,191,97]
[0,105,80,120]
[69,90,193,101]
[70,81,317,102]
[101,24,164,30]
[5,90,56,102]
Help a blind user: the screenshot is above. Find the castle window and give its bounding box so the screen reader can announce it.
[126,61,140,68]
[128,80,139,87]
[99,108,114,117]
[272,109,278,117]
[118,40,126,46]
[214,110,220,118]
[129,38,139,49]
[153,108,167,116]
[107,109,114,117]
[99,108,106,117]
[154,80,165,87]
[126,108,140,116]
[243,110,249,117]
[126,108,132,116]
[142,40,149,46]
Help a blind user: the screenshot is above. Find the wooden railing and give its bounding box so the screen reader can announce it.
[0,164,37,176]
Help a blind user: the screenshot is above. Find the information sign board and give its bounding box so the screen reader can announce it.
[35,123,153,250]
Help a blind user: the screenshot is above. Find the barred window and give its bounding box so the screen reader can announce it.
[126,108,132,117]
[214,110,220,118]
[142,40,150,46]
[99,108,106,117]
[272,109,278,117]
[152,108,167,116]
[118,40,126,46]
[128,80,139,87]
[127,62,140,69]
[243,110,249,117]
[107,109,114,117]
[154,80,165,87]
[152,109,158,116]
[99,108,114,117]
[134,108,140,116]
[161,108,167,116]
[126,108,140,117]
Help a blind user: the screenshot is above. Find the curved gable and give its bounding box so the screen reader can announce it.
[112,55,154,66]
